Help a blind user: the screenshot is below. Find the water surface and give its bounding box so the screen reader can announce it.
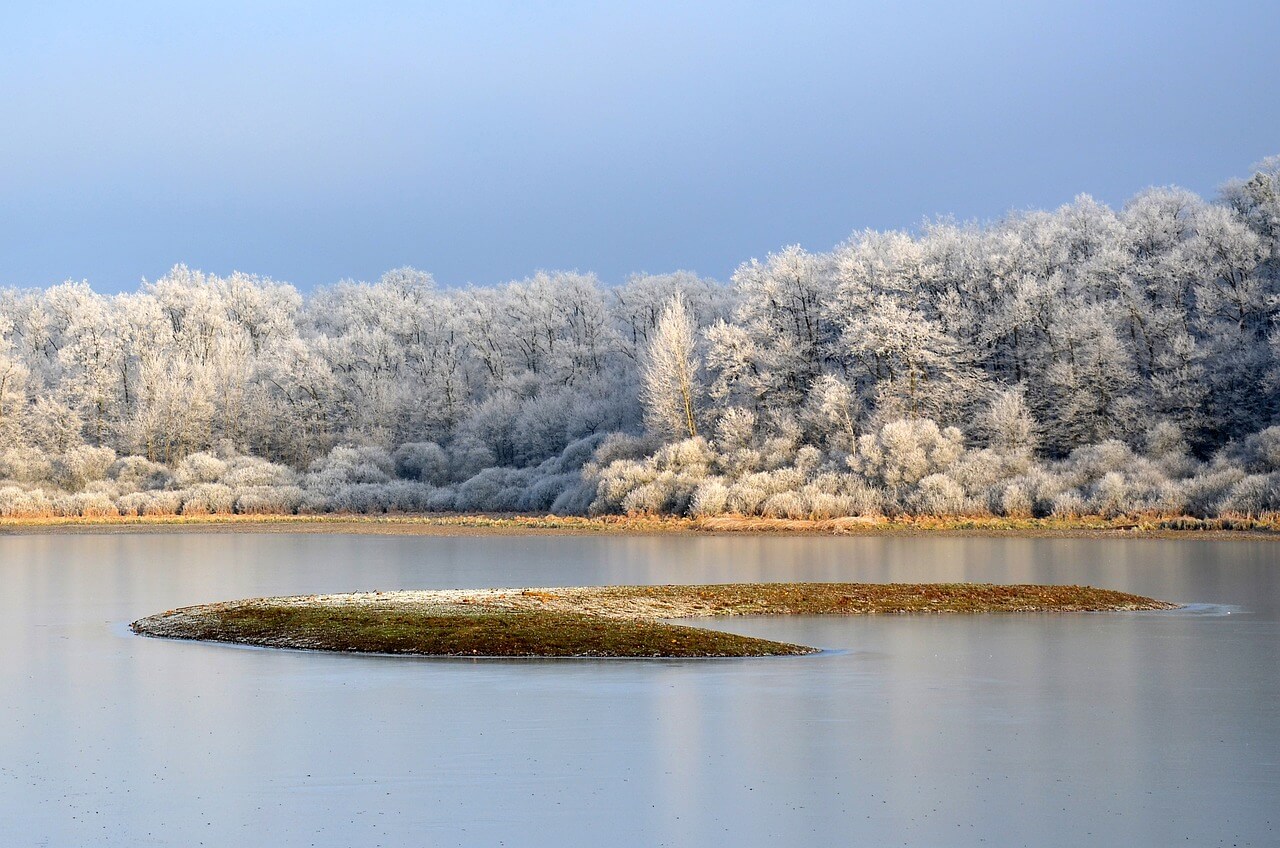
[1,533,1275,846]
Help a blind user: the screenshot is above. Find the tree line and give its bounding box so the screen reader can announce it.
[1,157,1278,520]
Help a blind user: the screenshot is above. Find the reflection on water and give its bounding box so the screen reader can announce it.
[0,533,1276,847]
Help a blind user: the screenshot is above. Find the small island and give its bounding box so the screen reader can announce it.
[130,583,1178,658]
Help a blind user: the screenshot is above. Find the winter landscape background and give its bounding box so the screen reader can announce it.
[2,158,1278,521]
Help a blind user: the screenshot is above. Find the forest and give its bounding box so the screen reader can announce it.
[1,158,1278,521]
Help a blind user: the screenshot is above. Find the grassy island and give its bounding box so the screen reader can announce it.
[131,583,1177,658]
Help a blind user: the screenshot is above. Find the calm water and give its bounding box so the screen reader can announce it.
[0,533,1276,847]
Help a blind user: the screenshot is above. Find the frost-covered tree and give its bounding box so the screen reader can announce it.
[0,158,1278,520]
[641,294,702,440]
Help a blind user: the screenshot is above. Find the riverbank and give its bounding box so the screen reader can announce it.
[5,512,1279,538]
[131,583,1178,658]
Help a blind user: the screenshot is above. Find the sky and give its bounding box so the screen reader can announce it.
[1,1,1278,293]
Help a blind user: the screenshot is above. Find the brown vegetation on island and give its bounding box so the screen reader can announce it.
[131,582,1177,658]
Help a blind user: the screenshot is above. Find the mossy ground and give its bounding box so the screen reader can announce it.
[131,582,1177,658]
[142,602,810,658]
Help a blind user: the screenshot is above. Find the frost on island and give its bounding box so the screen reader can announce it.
[2,158,1280,521]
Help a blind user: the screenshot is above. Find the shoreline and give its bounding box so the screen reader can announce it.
[3,512,1278,540]
[131,583,1178,658]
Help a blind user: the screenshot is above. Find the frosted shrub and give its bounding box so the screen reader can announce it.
[690,479,730,517]
[114,492,150,516]
[306,465,387,493]
[759,436,798,470]
[1017,468,1068,517]
[296,489,332,515]
[802,375,858,453]
[52,491,118,518]
[394,442,450,484]
[50,493,76,518]
[355,445,395,476]
[25,397,83,453]
[1145,422,1189,461]
[78,492,119,517]
[1218,474,1279,518]
[850,419,965,491]
[0,447,53,484]
[83,480,121,502]
[794,445,823,475]
[549,479,596,515]
[0,485,45,517]
[0,452,19,483]
[1089,472,1132,518]
[426,486,458,512]
[805,491,852,519]
[179,484,236,515]
[724,480,766,516]
[53,445,117,492]
[554,434,607,473]
[1060,440,1133,487]
[620,471,695,515]
[221,457,298,488]
[110,456,172,493]
[1120,461,1181,514]
[330,483,390,514]
[726,468,805,515]
[588,432,656,469]
[1234,427,1280,473]
[619,481,666,515]
[998,482,1034,518]
[981,387,1038,454]
[457,391,522,466]
[591,460,654,515]
[141,491,183,516]
[1051,490,1087,519]
[802,471,844,495]
[446,436,497,483]
[788,474,868,518]
[1122,457,1170,491]
[0,486,21,516]
[512,389,578,465]
[910,474,973,517]
[714,407,757,452]
[380,481,435,512]
[717,448,763,478]
[234,485,305,515]
[1182,468,1246,517]
[651,437,715,475]
[1148,481,1189,517]
[843,480,884,517]
[948,449,1029,496]
[30,488,54,516]
[455,467,533,512]
[516,473,577,512]
[752,438,793,471]
[174,452,227,487]
[302,469,343,496]
[309,445,393,485]
[761,491,809,519]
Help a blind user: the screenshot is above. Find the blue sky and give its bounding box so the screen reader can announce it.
[2,1,1277,292]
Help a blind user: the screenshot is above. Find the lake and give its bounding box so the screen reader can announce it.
[1,532,1276,846]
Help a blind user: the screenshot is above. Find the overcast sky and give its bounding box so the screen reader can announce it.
[2,1,1277,292]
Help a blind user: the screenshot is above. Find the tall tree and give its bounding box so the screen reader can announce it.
[641,294,702,440]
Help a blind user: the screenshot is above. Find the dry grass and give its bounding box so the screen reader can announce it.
[131,582,1177,658]
[5,511,1279,538]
